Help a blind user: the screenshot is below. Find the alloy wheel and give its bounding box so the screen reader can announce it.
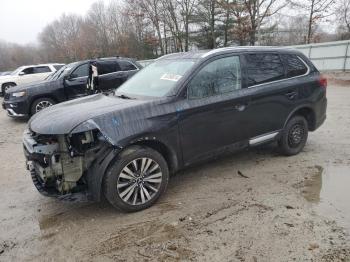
[35,100,53,112]
[117,158,163,206]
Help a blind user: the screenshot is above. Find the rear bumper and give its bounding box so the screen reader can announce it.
[312,97,327,131]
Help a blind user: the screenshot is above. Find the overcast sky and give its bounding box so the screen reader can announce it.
[0,0,109,45]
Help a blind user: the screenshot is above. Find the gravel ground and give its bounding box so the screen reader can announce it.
[0,82,349,262]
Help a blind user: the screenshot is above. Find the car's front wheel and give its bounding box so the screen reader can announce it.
[31,97,55,115]
[103,146,169,212]
[1,83,16,96]
[279,115,308,156]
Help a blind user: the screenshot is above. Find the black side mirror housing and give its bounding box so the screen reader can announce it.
[68,74,78,80]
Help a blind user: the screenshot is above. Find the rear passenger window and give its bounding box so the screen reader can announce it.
[245,53,284,87]
[119,61,137,71]
[188,56,241,99]
[281,54,308,77]
[34,66,51,73]
[95,61,121,75]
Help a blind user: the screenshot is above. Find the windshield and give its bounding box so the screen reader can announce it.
[116,59,196,97]
[48,62,77,80]
[11,66,25,76]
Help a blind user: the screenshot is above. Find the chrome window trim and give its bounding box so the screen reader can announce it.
[99,69,138,77]
[247,56,310,89]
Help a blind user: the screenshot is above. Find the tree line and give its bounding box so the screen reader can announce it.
[0,0,349,71]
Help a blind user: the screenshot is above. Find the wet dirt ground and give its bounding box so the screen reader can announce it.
[0,83,350,262]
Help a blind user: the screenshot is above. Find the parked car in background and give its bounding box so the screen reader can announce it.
[2,57,141,118]
[0,63,64,96]
[22,47,327,212]
[0,71,12,76]
[87,58,142,94]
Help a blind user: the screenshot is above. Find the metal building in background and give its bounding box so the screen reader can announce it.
[292,40,350,72]
[138,40,350,72]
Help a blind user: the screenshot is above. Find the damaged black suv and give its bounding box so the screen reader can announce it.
[23,47,327,212]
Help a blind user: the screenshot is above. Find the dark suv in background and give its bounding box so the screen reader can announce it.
[23,47,327,212]
[2,57,141,118]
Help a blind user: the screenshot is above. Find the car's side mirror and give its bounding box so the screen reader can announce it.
[19,72,25,76]
[69,73,78,80]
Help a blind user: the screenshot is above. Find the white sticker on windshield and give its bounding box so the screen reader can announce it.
[160,73,182,82]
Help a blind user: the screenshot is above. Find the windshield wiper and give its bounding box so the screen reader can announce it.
[115,94,135,100]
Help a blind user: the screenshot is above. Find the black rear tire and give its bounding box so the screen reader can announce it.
[30,97,55,115]
[103,146,169,212]
[279,115,308,156]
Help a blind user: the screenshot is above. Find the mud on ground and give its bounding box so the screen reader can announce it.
[0,84,350,262]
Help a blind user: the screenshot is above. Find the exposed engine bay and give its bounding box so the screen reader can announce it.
[23,128,108,196]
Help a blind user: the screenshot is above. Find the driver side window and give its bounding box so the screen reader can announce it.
[71,63,89,78]
[21,67,35,75]
[188,56,241,99]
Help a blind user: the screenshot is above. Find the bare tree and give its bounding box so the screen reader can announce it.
[132,0,165,55]
[289,0,335,44]
[336,0,350,36]
[39,13,84,61]
[177,0,197,51]
[197,0,221,49]
[243,0,286,45]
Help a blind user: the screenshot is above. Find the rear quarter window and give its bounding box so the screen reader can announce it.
[119,61,137,71]
[245,53,284,87]
[54,65,64,71]
[34,66,51,73]
[281,54,308,77]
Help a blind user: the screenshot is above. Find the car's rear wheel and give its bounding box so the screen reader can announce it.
[103,146,169,212]
[279,115,308,156]
[31,98,55,115]
[1,83,16,96]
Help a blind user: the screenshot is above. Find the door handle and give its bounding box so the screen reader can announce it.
[285,91,297,100]
[234,103,247,112]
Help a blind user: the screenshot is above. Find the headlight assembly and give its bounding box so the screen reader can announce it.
[11,91,26,97]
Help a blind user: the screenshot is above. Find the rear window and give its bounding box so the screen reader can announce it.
[281,54,308,77]
[119,61,137,71]
[245,53,284,87]
[34,66,51,73]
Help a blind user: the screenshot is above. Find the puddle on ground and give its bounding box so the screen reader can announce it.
[38,215,61,230]
[302,165,350,233]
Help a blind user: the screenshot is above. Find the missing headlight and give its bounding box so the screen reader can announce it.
[68,130,100,154]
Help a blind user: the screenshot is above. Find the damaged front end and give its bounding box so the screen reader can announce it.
[23,128,113,201]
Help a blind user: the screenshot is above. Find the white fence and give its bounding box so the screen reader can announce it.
[292,40,350,72]
[138,40,350,72]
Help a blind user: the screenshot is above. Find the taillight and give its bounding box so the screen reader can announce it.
[318,75,327,88]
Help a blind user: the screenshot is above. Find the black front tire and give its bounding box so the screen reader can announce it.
[1,83,16,96]
[279,115,308,156]
[103,146,169,212]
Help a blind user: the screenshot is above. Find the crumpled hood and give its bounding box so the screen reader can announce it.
[29,94,149,136]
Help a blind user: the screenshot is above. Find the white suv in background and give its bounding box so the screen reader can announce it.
[0,63,64,95]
